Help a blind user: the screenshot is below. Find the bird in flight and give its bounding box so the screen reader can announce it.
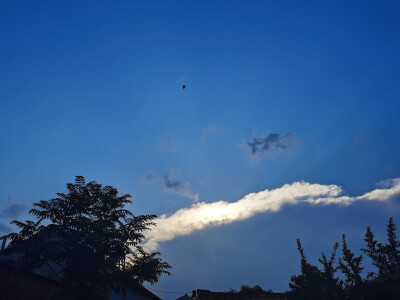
[182,85,186,90]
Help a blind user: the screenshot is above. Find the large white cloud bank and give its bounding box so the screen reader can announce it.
[142,179,400,251]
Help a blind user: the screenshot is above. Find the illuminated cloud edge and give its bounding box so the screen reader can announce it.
[142,178,400,251]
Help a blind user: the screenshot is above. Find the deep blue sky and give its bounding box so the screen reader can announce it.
[1,1,400,298]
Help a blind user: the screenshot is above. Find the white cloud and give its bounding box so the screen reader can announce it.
[356,179,400,201]
[142,179,400,252]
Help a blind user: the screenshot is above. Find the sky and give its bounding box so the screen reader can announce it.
[1,0,400,298]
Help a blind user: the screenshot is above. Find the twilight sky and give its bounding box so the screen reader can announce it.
[1,1,400,298]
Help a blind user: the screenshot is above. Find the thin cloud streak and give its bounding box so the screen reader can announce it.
[142,179,400,251]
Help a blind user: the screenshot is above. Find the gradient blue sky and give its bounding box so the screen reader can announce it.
[1,1,400,298]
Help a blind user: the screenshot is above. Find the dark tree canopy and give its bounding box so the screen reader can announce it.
[239,284,272,294]
[1,176,171,298]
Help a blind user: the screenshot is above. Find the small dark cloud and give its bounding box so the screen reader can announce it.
[163,170,200,202]
[145,170,199,202]
[243,132,298,159]
[164,172,187,190]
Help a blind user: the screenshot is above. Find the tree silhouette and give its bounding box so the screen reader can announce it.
[289,239,342,299]
[1,176,171,299]
[318,241,343,298]
[360,217,400,299]
[289,217,400,299]
[338,234,364,298]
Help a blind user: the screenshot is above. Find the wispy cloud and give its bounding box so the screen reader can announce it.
[159,136,177,152]
[142,179,400,251]
[201,124,217,142]
[146,170,199,202]
[243,132,298,159]
[0,196,28,218]
[354,134,370,150]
